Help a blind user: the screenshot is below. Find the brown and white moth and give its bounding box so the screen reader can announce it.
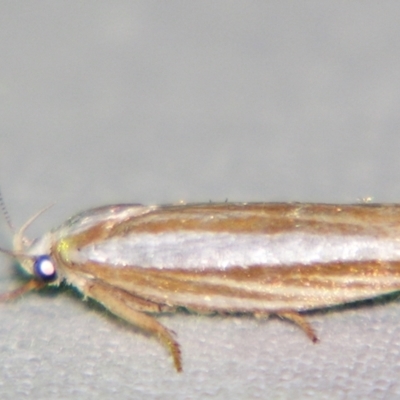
[2,202,400,371]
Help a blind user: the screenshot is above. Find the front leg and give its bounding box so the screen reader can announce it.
[84,280,182,372]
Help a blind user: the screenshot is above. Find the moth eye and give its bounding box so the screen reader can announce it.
[33,255,57,282]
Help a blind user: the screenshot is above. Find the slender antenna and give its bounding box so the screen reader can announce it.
[0,246,34,260]
[0,188,14,233]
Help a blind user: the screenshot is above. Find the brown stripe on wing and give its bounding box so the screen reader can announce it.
[62,203,400,245]
[111,202,400,236]
[61,259,400,313]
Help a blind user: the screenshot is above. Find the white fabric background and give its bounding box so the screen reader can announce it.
[1,2,400,399]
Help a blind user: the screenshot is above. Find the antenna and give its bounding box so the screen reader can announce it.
[0,188,14,233]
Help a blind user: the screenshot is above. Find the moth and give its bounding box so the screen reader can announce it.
[2,201,400,371]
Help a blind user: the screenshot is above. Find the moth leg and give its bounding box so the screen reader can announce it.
[0,279,45,302]
[85,281,182,372]
[254,311,270,320]
[276,311,318,343]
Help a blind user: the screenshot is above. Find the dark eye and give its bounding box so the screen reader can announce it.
[33,255,57,282]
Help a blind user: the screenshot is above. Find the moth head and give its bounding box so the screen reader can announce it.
[14,206,58,282]
[0,193,60,301]
[0,204,58,283]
